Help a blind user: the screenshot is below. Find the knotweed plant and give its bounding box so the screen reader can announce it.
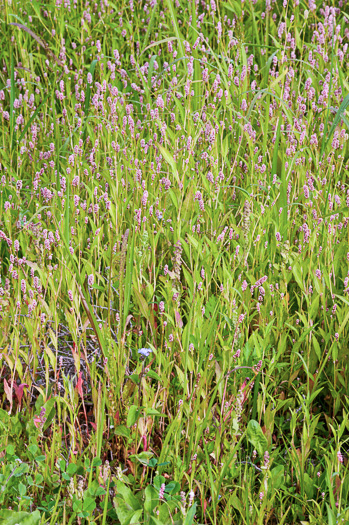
[0,0,348,523]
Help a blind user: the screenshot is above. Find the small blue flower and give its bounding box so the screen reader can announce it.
[138,348,152,358]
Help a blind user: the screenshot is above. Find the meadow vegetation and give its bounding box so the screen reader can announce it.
[0,0,349,523]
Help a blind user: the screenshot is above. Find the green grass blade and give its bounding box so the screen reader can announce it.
[271,116,282,181]
[16,93,50,147]
[64,171,70,248]
[141,2,158,53]
[83,59,98,141]
[10,47,15,149]
[123,227,135,332]
[323,92,349,152]
[165,0,185,59]
[320,24,335,158]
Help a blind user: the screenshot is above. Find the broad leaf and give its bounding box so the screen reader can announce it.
[246,419,268,457]
[0,510,41,524]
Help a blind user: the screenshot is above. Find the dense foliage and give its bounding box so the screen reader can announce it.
[0,0,348,523]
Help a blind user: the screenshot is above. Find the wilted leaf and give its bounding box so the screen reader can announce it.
[3,378,13,412]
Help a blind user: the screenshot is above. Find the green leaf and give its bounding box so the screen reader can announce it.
[6,444,15,456]
[0,510,41,524]
[18,482,26,497]
[270,465,284,490]
[133,287,150,320]
[130,509,143,524]
[28,444,38,457]
[113,497,134,525]
[153,475,166,490]
[145,485,158,514]
[73,499,83,513]
[127,405,141,428]
[116,480,142,511]
[91,457,102,467]
[151,518,164,525]
[145,408,167,417]
[67,463,78,476]
[312,336,322,361]
[83,497,96,513]
[0,409,9,424]
[14,463,29,477]
[184,502,197,525]
[35,473,43,485]
[95,486,106,497]
[131,451,155,466]
[326,503,336,525]
[246,419,268,457]
[303,472,314,499]
[114,425,131,438]
[146,370,162,382]
[129,374,140,385]
[158,144,180,184]
[165,481,180,494]
[147,55,158,89]
[228,493,243,512]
